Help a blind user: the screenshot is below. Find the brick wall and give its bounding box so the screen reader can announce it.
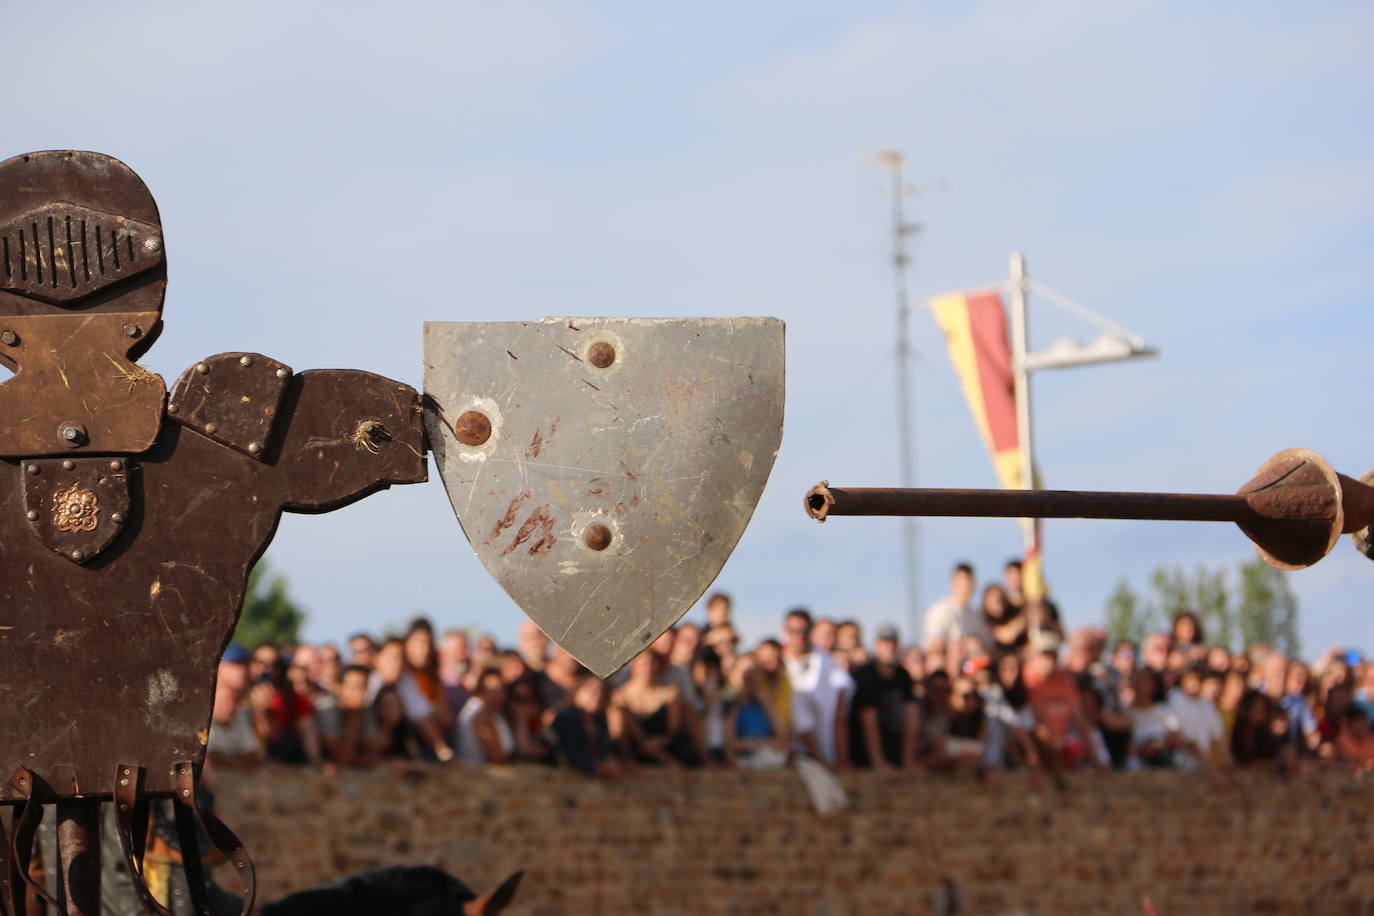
[212,767,1374,914]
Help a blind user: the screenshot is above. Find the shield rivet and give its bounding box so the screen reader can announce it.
[111,512,125,524]
[239,356,253,368]
[196,363,209,375]
[588,341,616,368]
[70,550,84,562]
[1,330,17,346]
[584,524,613,551]
[110,460,123,472]
[276,368,289,380]
[59,422,88,448]
[62,460,75,471]
[143,235,162,253]
[454,411,493,447]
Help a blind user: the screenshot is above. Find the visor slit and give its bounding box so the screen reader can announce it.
[79,220,89,281]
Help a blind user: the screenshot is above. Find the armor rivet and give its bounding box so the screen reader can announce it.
[588,341,616,369]
[26,464,38,475]
[119,778,128,786]
[248,443,262,454]
[205,423,219,434]
[584,523,613,552]
[123,768,130,775]
[182,789,190,797]
[59,422,88,448]
[110,460,123,472]
[276,368,289,379]
[196,363,209,375]
[167,403,179,414]
[111,513,125,524]
[122,324,141,338]
[62,460,75,471]
[454,410,493,447]
[25,511,38,521]
[239,356,253,368]
[0,330,17,346]
[70,550,83,562]
[118,803,127,811]
[143,236,162,253]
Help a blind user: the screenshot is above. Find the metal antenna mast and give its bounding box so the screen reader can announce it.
[878,151,921,637]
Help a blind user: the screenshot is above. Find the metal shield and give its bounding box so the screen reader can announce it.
[424,318,784,676]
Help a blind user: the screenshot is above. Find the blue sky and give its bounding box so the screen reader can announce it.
[9,0,1372,656]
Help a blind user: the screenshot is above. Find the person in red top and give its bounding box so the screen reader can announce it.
[251,649,322,765]
[1026,633,1095,773]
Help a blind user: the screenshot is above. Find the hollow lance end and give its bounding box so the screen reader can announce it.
[805,482,833,523]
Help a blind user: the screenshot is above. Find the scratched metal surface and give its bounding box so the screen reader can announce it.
[424,318,785,677]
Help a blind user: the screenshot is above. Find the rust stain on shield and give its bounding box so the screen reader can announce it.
[424,318,784,676]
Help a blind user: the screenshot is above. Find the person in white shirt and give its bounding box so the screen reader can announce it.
[782,608,853,766]
[923,562,989,674]
[1168,665,1228,769]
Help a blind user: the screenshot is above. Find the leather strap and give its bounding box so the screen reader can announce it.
[171,763,255,916]
[6,770,59,912]
[0,804,15,916]
[113,765,174,916]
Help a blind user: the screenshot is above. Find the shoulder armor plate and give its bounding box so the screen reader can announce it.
[167,353,293,460]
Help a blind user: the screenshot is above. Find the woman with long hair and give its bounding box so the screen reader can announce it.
[371,685,425,762]
[980,652,1038,770]
[404,617,450,728]
[551,676,625,778]
[611,651,685,767]
[982,584,1025,653]
[1170,610,1204,652]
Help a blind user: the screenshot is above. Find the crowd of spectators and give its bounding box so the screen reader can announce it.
[207,561,1374,783]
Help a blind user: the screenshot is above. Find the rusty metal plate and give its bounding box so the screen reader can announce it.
[0,311,168,457]
[0,368,428,799]
[424,317,784,677]
[21,456,132,564]
[0,204,163,305]
[167,352,293,460]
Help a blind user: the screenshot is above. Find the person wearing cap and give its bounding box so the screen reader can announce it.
[207,644,264,769]
[847,624,918,774]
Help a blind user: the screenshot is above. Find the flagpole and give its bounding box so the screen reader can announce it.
[879,151,921,640]
[1008,252,1039,584]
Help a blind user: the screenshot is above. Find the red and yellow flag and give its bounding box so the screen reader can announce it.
[930,289,1043,598]
[930,290,1023,490]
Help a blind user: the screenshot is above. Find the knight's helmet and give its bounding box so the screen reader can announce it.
[0,150,167,457]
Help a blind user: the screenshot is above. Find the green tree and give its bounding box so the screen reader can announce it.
[1235,557,1301,656]
[1142,564,1233,648]
[232,557,307,648]
[1104,577,1147,646]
